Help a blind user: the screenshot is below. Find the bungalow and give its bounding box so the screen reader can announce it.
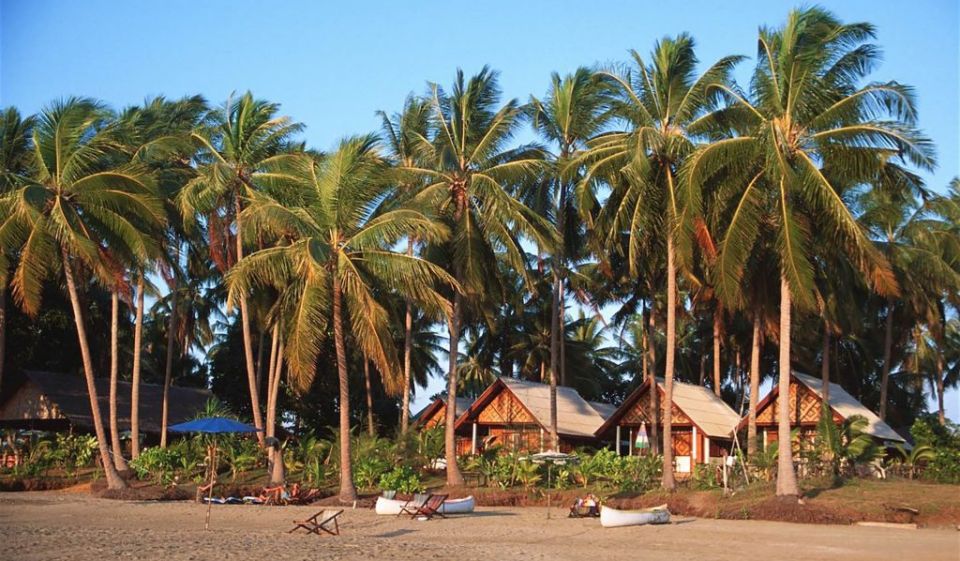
[412,396,473,430]
[454,377,615,455]
[594,377,741,475]
[0,370,212,439]
[740,371,907,450]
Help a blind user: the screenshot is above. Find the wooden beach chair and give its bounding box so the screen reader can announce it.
[397,493,431,517]
[289,509,343,536]
[409,494,448,520]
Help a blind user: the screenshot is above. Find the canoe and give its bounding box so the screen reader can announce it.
[599,504,670,528]
[375,495,476,515]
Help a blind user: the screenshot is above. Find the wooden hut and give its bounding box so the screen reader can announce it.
[0,370,212,440]
[454,377,614,455]
[595,377,741,475]
[740,371,907,450]
[412,396,473,430]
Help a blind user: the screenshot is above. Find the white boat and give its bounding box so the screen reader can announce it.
[599,504,670,528]
[375,495,476,515]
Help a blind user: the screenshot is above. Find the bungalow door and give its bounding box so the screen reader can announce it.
[672,430,693,473]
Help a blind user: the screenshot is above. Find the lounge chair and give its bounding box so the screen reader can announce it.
[397,493,431,517]
[289,509,343,536]
[409,494,448,520]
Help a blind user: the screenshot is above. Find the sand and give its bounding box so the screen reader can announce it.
[0,491,957,561]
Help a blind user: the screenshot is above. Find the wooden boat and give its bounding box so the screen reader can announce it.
[599,504,670,528]
[375,495,476,515]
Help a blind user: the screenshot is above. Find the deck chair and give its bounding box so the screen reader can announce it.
[397,493,431,517]
[409,494,448,520]
[289,509,343,536]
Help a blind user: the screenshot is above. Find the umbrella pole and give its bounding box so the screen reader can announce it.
[205,442,216,531]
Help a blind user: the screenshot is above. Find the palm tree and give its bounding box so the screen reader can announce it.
[529,67,609,449]
[410,68,555,485]
[0,107,35,393]
[688,7,934,496]
[582,35,741,489]
[122,95,206,456]
[227,135,454,502]
[179,92,303,442]
[377,95,432,433]
[0,98,165,489]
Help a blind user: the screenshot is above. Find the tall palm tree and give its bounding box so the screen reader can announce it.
[122,95,206,456]
[688,7,934,497]
[529,68,609,449]
[0,98,165,489]
[377,95,432,432]
[410,68,555,485]
[227,136,454,502]
[179,92,303,442]
[582,35,741,489]
[0,107,35,393]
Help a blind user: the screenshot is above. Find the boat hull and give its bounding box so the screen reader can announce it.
[375,495,476,515]
[599,504,670,528]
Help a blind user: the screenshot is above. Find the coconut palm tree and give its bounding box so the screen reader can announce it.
[581,35,741,489]
[0,107,35,393]
[179,92,303,441]
[227,135,454,502]
[377,95,432,432]
[409,67,555,485]
[687,7,934,496]
[528,67,610,449]
[0,98,165,489]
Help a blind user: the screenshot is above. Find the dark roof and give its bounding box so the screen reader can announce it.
[2,370,212,434]
[412,396,473,427]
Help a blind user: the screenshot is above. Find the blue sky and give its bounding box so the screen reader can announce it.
[2,0,957,420]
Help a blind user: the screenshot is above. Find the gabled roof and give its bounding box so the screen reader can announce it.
[596,377,741,439]
[412,396,472,426]
[456,377,613,439]
[0,370,212,434]
[792,372,905,443]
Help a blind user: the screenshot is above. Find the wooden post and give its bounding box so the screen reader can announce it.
[692,427,698,464]
[705,437,711,463]
[629,428,634,456]
[539,428,544,452]
[616,425,622,456]
[471,422,478,455]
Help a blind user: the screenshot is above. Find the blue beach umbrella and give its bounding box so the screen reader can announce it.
[170,417,261,530]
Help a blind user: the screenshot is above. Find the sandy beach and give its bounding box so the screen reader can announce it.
[0,491,956,561]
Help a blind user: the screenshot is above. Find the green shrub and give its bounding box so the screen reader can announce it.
[378,466,423,494]
[130,446,184,485]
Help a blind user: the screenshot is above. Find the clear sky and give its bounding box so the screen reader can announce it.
[2,0,958,420]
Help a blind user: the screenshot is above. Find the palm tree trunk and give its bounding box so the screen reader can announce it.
[267,338,285,485]
[821,322,831,403]
[662,235,677,490]
[332,274,358,502]
[879,299,894,421]
[363,360,375,437]
[548,274,560,451]
[265,326,279,482]
[108,292,127,471]
[713,308,722,396]
[0,280,6,393]
[130,274,145,459]
[160,277,178,449]
[747,312,761,456]
[445,290,465,486]
[776,273,799,497]
[235,197,265,445]
[401,238,415,433]
[936,351,945,426]
[647,305,659,455]
[60,248,125,490]
[641,308,649,384]
[255,328,267,401]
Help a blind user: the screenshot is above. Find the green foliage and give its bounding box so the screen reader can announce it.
[378,466,423,494]
[908,418,960,483]
[130,446,187,485]
[51,434,98,476]
[691,463,719,490]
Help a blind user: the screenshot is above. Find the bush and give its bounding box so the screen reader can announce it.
[378,466,423,494]
[130,446,185,485]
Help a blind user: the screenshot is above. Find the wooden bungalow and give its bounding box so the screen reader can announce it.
[595,377,741,475]
[740,371,907,450]
[0,370,212,440]
[412,396,473,430]
[453,377,614,455]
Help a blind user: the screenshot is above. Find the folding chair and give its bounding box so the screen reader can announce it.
[289,509,343,536]
[409,494,448,520]
[397,493,431,517]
